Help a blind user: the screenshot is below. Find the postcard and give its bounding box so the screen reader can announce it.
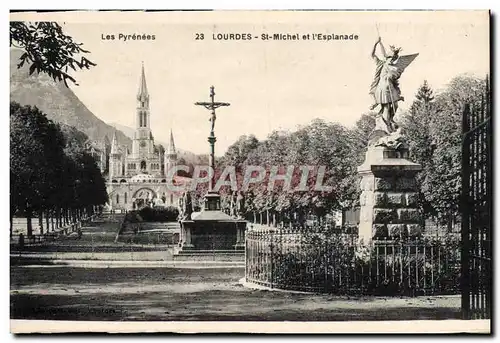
[9,10,491,334]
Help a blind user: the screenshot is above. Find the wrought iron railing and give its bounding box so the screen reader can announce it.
[461,77,491,319]
[245,226,460,295]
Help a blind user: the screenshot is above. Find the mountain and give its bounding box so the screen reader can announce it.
[110,122,136,141]
[10,48,131,147]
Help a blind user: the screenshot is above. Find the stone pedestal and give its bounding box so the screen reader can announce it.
[357,145,423,242]
[179,224,194,248]
[234,226,245,249]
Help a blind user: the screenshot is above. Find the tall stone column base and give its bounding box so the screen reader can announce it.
[233,226,246,250]
[358,145,423,243]
[179,223,194,249]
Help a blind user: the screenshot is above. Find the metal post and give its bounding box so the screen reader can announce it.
[461,103,471,319]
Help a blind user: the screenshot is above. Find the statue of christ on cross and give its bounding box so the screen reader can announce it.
[194,86,230,136]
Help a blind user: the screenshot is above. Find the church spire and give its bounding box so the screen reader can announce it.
[137,62,149,100]
[110,130,119,154]
[167,129,176,155]
[164,129,177,177]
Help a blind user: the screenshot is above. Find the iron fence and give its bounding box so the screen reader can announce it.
[461,78,492,319]
[245,227,460,295]
[10,220,89,248]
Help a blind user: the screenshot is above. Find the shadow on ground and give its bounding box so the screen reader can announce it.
[10,266,461,321]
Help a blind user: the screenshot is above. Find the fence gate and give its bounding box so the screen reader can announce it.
[461,79,492,320]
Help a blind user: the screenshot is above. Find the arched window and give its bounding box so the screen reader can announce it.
[124,192,128,204]
[139,112,143,127]
[116,194,120,204]
[170,194,174,205]
[142,112,147,127]
[140,160,146,170]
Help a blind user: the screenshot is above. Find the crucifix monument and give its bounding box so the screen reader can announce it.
[195,85,230,195]
[174,86,246,260]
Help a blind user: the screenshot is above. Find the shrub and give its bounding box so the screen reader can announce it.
[138,206,179,222]
[123,211,143,223]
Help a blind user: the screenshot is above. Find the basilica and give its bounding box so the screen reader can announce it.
[105,64,190,211]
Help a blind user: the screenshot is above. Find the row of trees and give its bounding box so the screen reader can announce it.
[220,119,366,226]
[10,102,108,237]
[188,114,373,226]
[187,75,486,229]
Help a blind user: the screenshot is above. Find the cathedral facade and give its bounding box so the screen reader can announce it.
[106,64,188,211]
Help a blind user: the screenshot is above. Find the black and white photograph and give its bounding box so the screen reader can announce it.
[8,10,491,334]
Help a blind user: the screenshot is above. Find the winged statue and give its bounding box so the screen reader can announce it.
[369,37,418,136]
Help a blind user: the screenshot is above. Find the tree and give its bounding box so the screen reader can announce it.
[10,102,108,237]
[401,80,436,216]
[402,75,487,229]
[60,125,108,224]
[10,21,95,86]
[10,102,66,236]
[155,144,165,155]
[223,119,363,226]
[220,134,259,167]
[351,113,376,159]
[342,113,377,209]
[425,75,486,229]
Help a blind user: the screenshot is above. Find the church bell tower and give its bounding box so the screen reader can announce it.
[132,63,154,159]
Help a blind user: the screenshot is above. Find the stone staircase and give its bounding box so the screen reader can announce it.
[115,220,180,245]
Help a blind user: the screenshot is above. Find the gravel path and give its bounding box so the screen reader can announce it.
[10,215,461,322]
[11,266,461,321]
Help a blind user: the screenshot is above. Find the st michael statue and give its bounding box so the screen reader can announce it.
[369,36,419,137]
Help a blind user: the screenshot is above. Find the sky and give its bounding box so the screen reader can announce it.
[12,11,489,155]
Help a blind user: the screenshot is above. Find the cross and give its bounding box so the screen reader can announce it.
[195,86,230,192]
[195,86,230,136]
